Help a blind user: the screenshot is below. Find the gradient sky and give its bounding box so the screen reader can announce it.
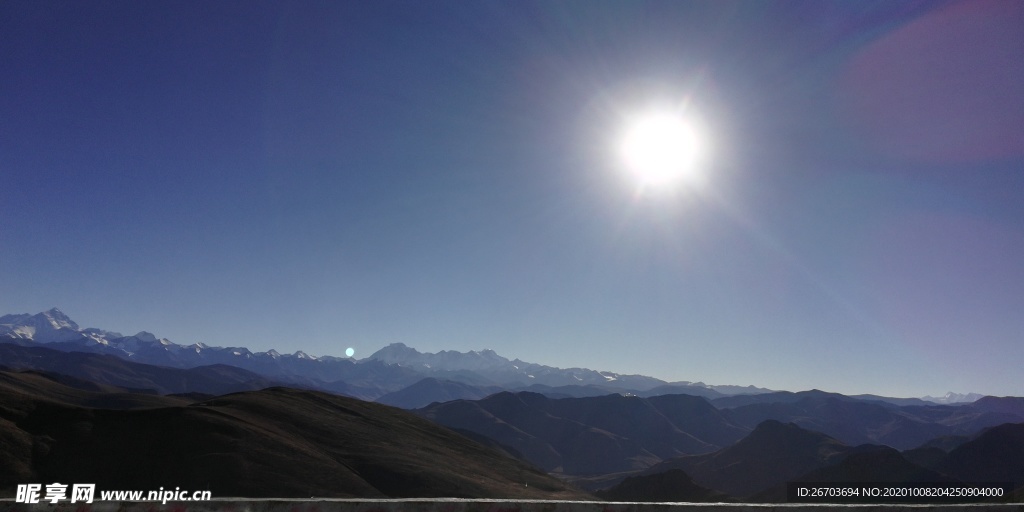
[2,0,1022,397]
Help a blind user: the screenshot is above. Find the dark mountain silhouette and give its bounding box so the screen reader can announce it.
[425,381,734,402]
[419,388,1024,483]
[936,422,1024,486]
[917,434,972,452]
[618,419,1023,503]
[754,447,957,502]
[850,394,936,407]
[901,435,970,468]
[0,377,590,499]
[711,389,820,408]
[970,396,1024,417]
[509,383,630,399]
[418,391,742,476]
[797,447,956,483]
[899,446,947,470]
[717,390,1021,450]
[0,369,193,410]
[0,344,276,395]
[594,469,730,503]
[714,389,965,409]
[376,378,502,409]
[319,376,733,410]
[638,384,724,400]
[416,393,564,472]
[645,393,750,448]
[643,420,855,498]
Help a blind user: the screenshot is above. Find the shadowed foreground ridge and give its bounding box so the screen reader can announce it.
[2,362,1024,503]
[595,469,731,502]
[0,371,589,499]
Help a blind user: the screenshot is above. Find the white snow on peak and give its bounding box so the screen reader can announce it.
[11,326,36,338]
[87,333,110,345]
[921,391,984,404]
[0,308,88,343]
[41,308,79,330]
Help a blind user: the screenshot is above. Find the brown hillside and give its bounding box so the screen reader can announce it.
[0,375,589,499]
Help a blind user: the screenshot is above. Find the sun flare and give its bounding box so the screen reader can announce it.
[620,112,706,190]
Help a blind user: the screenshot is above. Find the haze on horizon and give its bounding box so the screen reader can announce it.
[2,1,1022,398]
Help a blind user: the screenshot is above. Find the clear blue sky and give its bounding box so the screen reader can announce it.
[2,1,1022,397]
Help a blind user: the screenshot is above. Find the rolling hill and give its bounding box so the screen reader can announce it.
[418,391,746,475]
[0,372,590,499]
[0,343,277,395]
[642,420,856,498]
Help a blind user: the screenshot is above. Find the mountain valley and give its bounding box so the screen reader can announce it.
[1,309,1021,501]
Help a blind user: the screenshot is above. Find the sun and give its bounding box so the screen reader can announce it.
[620,111,705,190]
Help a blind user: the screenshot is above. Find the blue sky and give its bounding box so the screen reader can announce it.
[2,0,1022,397]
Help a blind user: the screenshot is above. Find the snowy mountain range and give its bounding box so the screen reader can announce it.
[920,391,986,404]
[0,308,338,365]
[0,308,979,403]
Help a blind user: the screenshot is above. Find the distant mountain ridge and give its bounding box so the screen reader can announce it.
[1,309,774,400]
[0,309,991,403]
[594,419,1023,500]
[366,342,749,393]
[921,391,987,404]
[418,391,750,475]
[3,356,1019,501]
[643,419,858,497]
[417,389,1024,485]
[713,389,1023,450]
[0,344,278,396]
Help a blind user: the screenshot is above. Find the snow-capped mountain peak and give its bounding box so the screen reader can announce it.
[0,309,346,372]
[922,391,984,404]
[0,308,84,343]
[40,307,79,330]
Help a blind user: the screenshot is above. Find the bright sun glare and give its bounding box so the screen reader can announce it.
[620,112,705,190]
